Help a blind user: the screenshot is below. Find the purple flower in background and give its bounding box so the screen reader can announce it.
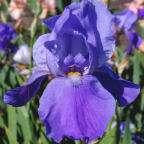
[0,23,17,54]
[112,9,137,32]
[138,8,144,19]
[125,30,142,55]
[4,0,140,143]
[111,121,144,144]
[112,9,143,54]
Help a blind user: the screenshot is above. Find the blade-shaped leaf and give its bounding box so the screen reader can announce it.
[100,127,117,144]
[122,112,132,144]
[17,106,32,144]
[8,105,17,140]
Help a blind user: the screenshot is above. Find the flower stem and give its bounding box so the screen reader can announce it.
[29,36,35,76]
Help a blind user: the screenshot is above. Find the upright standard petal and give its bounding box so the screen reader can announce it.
[42,0,115,72]
[33,33,55,71]
[94,66,140,106]
[4,70,49,107]
[38,75,115,143]
[37,32,89,76]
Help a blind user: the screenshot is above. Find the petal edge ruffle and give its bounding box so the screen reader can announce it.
[38,75,115,142]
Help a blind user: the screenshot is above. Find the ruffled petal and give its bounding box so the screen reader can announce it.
[94,66,140,106]
[38,75,115,143]
[4,70,49,107]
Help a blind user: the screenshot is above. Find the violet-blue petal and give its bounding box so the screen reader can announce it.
[50,32,89,60]
[138,8,144,19]
[42,15,61,31]
[63,55,74,67]
[125,30,142,54]
[33,33,66,76]
[74,53,87,67]
[112,9,137,31]
[94,66,140,106]
[4,70,49,107]
[40,32,89,75]
[0,42,5,51]
[0,23,17,53]
[33,33,53,71]
[45,0,115,72]
[38,75,115,143]
[0,23,17,40]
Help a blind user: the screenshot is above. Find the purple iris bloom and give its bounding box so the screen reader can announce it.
[4,0,140,143]
[112,9,142,54]
[125,30,142,55]
[0,23,17,53]
[138,8,144,19]
[112,9,137,32]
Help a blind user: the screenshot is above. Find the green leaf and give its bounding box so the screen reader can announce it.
[4,126,19,144]
[116,45,125,64]
[15,70,24,86]
[8,105,17,140]
[9,70,17,88]
[75,140,81,144]
[17,107,32,144]
[27,0,37,10]
[0,64,9,84]
[40,126,53,144]
[141,89,144,111]
[133,50,141,84]
[0,51,5,60]
[0,115,4,127]
[100,127,117,144]
[107,116,114,133]
[30,18,38,38]
[56,0,64,12]
[122,112,132,144]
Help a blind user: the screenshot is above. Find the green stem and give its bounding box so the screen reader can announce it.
[41,23,46,34]
[29,36,35,76]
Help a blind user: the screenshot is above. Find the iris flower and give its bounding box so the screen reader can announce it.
[4,0,140,143]
[112,7,144,55]
[112,9,137,32]
[138,8,144,18]
[0,23,17,54]
[125,30,142,55]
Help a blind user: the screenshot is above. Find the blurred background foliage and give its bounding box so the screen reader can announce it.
[0,0,144,144]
